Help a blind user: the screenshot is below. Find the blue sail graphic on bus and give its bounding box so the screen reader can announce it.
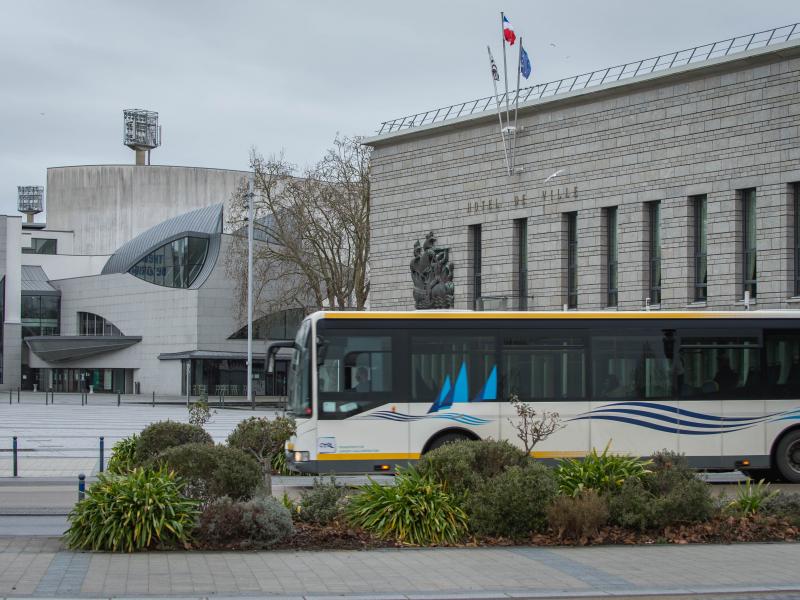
[473,365,497,402]
[452,363,469,403]
[428,376,452,413]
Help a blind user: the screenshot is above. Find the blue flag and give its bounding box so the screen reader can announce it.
[520,44,532,79]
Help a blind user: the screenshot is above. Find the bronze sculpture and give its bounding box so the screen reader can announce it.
[410,231,454,309]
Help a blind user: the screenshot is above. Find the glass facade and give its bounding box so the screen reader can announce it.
[48,368,130,393]
[742,189,757,299]
[649,202,661,305]
[606,207,618,307]
[79,312,123,336]
[515,218,528,310]
[795,184,800,296]
[22,238,57,255]
[470,225,482,310]
[567,212,577,308]
[181,358,288,397]
[228,308,304,340]
[129,236,208,288]
[0,278,4,384]
[22,295,60,338]
[694,195,707,301]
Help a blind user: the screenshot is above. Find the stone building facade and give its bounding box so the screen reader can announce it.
[365,38,800,313]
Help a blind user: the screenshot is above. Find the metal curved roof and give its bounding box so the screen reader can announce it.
[102,204,224,285]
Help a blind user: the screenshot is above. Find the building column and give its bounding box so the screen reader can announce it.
[660,195,694,309]
[757,183,793,308]
[706,189,742,310]
[576,207,605,310]
[618,202,648,310]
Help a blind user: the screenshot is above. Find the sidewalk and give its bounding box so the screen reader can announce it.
[0,539,798,599]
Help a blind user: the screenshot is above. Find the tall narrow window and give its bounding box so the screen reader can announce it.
[567,213,577,309]
[794,184,800,296]
[470,225,482,310]
[649,202,661,305]
[742,189,757,299]
[515,218,528,310]
[694,195,707,301]
[606,207,618,307]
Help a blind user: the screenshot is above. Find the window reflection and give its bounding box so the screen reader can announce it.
[129,236,209,288]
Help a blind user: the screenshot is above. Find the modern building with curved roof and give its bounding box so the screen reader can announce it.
[0,164,300,396]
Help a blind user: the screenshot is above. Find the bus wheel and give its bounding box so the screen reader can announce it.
[425,431,475,453]
[775,429,800,483]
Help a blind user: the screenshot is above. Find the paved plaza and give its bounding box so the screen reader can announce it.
[0,538,798,599]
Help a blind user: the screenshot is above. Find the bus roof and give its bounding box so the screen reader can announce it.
[310,310,800,321]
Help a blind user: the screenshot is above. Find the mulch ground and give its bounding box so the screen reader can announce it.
[195,515,799,551]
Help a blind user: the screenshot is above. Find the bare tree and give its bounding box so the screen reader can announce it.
[508,393,564,455]
[226,135,371,318]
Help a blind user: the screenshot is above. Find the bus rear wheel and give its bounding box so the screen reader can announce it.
[775,429,800,483]
[425,431,475,453]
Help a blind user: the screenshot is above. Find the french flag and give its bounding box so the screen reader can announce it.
[503,15,516,45]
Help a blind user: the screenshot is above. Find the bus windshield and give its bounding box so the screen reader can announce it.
[287,319,311,417]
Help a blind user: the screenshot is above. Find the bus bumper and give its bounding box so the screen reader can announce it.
[286,451,414,474]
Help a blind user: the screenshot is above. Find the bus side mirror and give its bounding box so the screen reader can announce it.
[316,335,328,366]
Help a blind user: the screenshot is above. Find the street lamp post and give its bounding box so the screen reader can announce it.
[247,172,255,410]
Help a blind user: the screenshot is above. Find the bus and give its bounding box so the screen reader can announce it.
[285,310,800,483]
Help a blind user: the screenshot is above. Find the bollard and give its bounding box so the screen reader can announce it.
[16,387,19,403]
[8,389,11,404]
[99,437,104,472]
[12,436,18,477]
[51,390,54,404]
[78,473,85,502]
[152,391,155,408]
[45,390,48,406]
[117,392,120,407]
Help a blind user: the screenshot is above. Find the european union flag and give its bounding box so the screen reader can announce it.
[520,44,532,79]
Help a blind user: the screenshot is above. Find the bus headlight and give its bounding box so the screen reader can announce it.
[293,451,310,463]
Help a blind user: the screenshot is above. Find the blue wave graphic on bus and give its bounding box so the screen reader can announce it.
[428,363,497,413]
[571,402,800,435]
[357,410,491,426]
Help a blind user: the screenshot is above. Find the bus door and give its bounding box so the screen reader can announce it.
[589,329,678,457]
[408,331,501,450]
[315,329,409,465]
[499,329,589,459]
[678,330,764,467]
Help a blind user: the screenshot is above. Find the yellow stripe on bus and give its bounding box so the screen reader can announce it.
[531,450,586,458]
[323,311,732,320]
[317,453,421,461]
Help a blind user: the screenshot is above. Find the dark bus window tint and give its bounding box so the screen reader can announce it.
[317,333,393,418]
[411,333,496,404]
[678,336,761,399]
[592,331,674,400]
[503,332,585,401]
[765,332,800,398]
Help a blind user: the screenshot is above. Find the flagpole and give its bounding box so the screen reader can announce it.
[488,46,511,176]
[511,37,522,173]
[500,12,511,136]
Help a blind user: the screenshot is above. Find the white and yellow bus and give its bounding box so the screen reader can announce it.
[285,310,800,482]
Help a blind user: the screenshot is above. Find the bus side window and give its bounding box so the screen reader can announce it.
[765,331,800,398]
[678,334,761,399]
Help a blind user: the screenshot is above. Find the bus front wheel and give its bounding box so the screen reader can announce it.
[424,431,476,453]
[775,429,800,483]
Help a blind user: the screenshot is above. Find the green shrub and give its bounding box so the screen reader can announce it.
[417,439,530,496]
[555,444,651,496]
[346,467,467,546]
[65,467,198,552]
[547,490,609,540]
[188,400,214,427]
[106,434,139,474]
[467,462,556,539]
[609,467,715,531]
[134,421,213,465]
[297,476,349,525]
[153,443,261,502]
[272,450,291,475]
[727,479,779,516]
[195,496,294,548]
[226,416,296,495]
[763,492,800,525]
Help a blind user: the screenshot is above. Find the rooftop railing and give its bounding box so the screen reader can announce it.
[377,23,800,135]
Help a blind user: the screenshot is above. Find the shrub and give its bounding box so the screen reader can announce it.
[106,434,139,474]
[153,443,262,502]
[65,467,198,552]
[195,496,294,548]
[547,490,609,540]
[467,462,557,539]
[297,476,349,525]
[346,467,468,546]
[188,400,214,427]
[417,439,530,496]
[555,444,651,496]
[227,416,296,496]
[134,421,213,465]
[727,479,779,516]
[608,468,715,531]
[763,492,800,525]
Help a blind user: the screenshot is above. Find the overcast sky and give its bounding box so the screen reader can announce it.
[1,0,798,216]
